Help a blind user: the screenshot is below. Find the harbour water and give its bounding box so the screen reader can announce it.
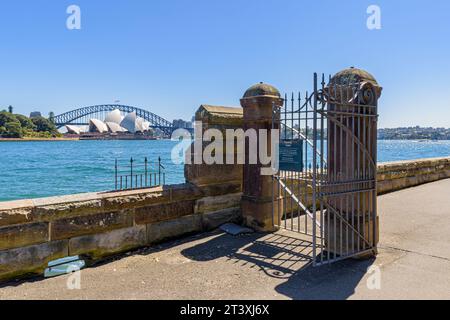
[0,139,449,202]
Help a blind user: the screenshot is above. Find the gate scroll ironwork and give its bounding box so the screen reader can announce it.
[272,72,379,266]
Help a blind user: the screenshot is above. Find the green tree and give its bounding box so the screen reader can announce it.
[14,114,36,131]
[0,111,17,126]
[4,121,23,138]
[31,116,58,134]
[8,105,13,114]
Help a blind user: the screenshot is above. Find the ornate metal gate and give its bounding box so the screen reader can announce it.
[272,71,380,266]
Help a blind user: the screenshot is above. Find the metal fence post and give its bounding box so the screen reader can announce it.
[158,157,161,186]
[115,159,118,191]
[145,157,148,187]
[130,157,134,189]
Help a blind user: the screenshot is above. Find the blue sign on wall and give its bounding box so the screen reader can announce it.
[279,139,304,172]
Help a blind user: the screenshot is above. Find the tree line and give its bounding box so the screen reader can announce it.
[0,106,60,138]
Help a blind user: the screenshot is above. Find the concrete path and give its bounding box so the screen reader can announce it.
[1,179,449,300]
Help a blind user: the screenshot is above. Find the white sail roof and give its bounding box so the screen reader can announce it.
[142,121,150,132]
[65,125,82,135]
[135,117,146,133]
[106,122,126,133]
[121,112,138,133]
[89,119,108,133]
[104,109,122,124]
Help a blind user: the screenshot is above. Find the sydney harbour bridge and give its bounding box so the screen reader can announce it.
[53,105,192,136]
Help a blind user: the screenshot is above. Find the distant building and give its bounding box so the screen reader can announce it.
[173,119,192,129]
[30,111,42,118]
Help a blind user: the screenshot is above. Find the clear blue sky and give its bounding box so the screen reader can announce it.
[0,0,449,128]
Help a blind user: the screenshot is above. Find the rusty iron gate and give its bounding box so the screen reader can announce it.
[272,73,379,266]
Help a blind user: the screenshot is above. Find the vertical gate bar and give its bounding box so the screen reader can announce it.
[346,194,349,256]
[290,93,294,231]
[324,75,333,261]
[351,86,356,254]
[278,108,281,229]
[362,95,367,251]
[297,92,302,233]
[369,187,373,247]
[278,158,281,229]
[373,100,379,252]
[283,97,287,230]
[368,106,372,247]
[272,174,274,228]
[320,74,325,263]
[339,86,343,258]
[312,73,318,265]
[345,92,349,256]
[357,103,361,253]
[305,91,309,235]
[333,82,337,259]
[272,106,275,229]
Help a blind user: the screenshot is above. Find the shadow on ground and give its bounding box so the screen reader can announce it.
[0,230,374,300]
[181,231,374,300]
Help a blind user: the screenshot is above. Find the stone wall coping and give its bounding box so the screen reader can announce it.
[379,156,449,165]
[0,185,167,211]
[378,156,450,170]
[195,105,244,125]
[198,105,243,115]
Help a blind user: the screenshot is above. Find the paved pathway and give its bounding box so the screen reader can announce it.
[1,179,449,300]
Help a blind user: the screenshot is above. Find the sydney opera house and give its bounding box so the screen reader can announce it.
[65,109,152,137]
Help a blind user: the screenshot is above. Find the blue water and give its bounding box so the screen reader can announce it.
[0,140,449,202]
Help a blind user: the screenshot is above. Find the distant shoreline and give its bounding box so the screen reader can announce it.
[0,137,80,142]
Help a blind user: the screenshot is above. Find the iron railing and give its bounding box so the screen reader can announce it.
[114,157,166,191]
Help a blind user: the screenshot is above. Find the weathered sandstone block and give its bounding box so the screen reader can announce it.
[101,187,170,211]
[185,163,243,187]
[201,208,241,231]
[147,214,203,244]
[32,200,104,221]
[199,182,242,197]
[51,211,134,241]
[241,199,275,232]
[0,240,68,281]
[169,184,203,202]
[195,193,242,214]
[134,200,195,225]
[0,222,48,251]
[68,226,147,259]
[0,208,33,227]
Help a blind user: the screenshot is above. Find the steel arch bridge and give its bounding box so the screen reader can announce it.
[54,105,178,135]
